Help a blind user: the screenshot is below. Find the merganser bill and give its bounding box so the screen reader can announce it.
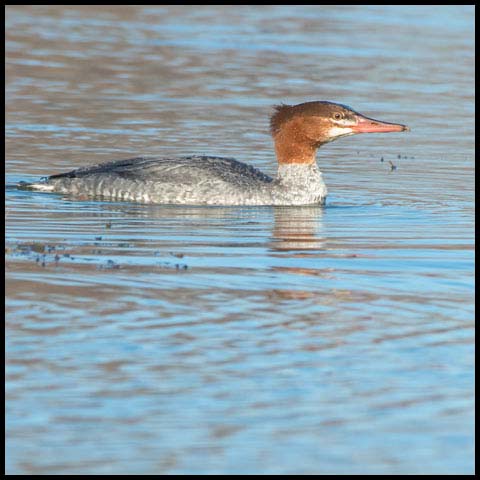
[22,101,409,205]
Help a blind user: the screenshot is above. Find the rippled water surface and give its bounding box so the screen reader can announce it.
[5,5,474,475]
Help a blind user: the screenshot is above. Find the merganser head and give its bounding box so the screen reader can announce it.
[270,101,409,165]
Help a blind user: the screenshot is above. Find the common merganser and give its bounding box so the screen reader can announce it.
[22,101,408,205]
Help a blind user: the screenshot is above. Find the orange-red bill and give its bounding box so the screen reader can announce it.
[351,114,409,133]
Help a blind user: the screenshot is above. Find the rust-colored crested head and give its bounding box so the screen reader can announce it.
[269,101,409,165]
[270,103,293,136]
[270,101,353,136]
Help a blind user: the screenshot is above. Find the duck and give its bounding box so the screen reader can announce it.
[21,101,409,205]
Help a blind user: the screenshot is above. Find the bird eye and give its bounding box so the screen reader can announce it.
[333,112,343,120]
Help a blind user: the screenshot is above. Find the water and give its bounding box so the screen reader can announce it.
[5,5,474,475]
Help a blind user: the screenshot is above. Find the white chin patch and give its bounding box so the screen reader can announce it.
[329,126,353,138]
